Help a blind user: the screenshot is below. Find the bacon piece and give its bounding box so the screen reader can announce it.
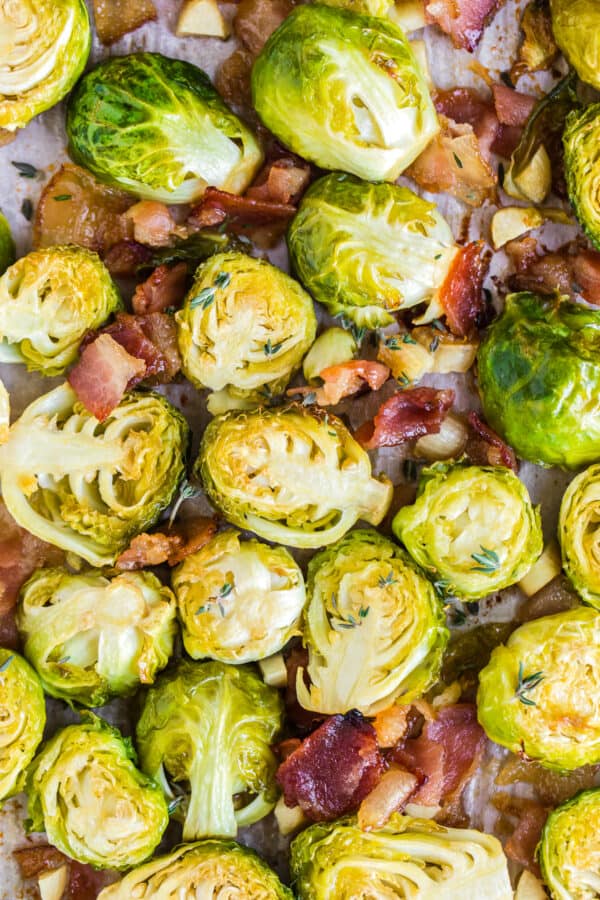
[573,250,600,305]
[467,412,518,470]
[68,334,146,422]
[103,240,153,278]
[425,0,502,52]
[124,201,187,248]
[438,241,489,338]
[492,84,537,128]
[69,861,117,898]
[92,0,157,45]
[357,768,419,830]
[0,501,63,617]
[247,158,311,206]
[189,187,296,231]
[216,49,254,109]
[491,124,522,159]
[103,312,181,383]
[434,88,491,127]
[501,799,548,874]
[289,361,390,407]
[13,846,115,896]
[166,517,219,566]
[276,712,386,821]
[355,388,454,450]
[132,263,188,315]
[116,518,217,569]
[13,845,67,878]
[234,0,294,54]
[506,239,573,296]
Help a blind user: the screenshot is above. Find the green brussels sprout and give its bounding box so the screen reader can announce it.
[172,529,306,663]
[0,245,122,375]
[136,659,283,839]
[175,252,316,413]
[564,103,600,250]
[477,607,600,770]
[0,649,46,805]
[478,292,600,469]
[290,814,513,899]
[98,839,294,900]
[27,715,168,869]
[252,5,438,183]
[393,461,543,601]
[289,173,457,328]
[0,0,91,131]
[302,327,357,383]
[67,53,263,204]
[539,787,600,900]
[321,0,391,14]
[0,383,188,567]
[17,567,177,707]
[550,0,600,90]
[558,464,600,609]
[196,406,393,548]
[297,529,448,715]
[0,212,15,275]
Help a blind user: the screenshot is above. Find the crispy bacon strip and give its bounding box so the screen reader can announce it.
[355,388,454,450]
[102,312,181,383]
[103,240,153,278]
[288,361,390,407]
[438,241,489,337]
[433,87,525,160]
[467,412,518,470]
[92,0,157,46]
[0,500,63,618]
[124,201,187,248]
[68,334,146,422]
[189,187,296,230]
[132,264,188,314]
[116,518,217,569]
[13,845,67,878]
[492,84,537,127]
[425,0,503,52]
[14,845,115,896]
[500,798,548,875]
[506,238,573,296]
[247,158,311,205]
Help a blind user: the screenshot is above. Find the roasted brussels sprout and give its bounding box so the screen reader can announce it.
[0,649,46,805]
[478,607,600,770]
[550,0,600,90]
[172,530,305,663]
[0,245,122,375]
[288,174,457,328]
[17,567,177,707]
[252,5,438,182]
[0,212,15,275]
[297,530,448,715]
[564,104,600,250]
[27,716,168,869]
[559,464,600,609]
[321,0,391,13]
[539,787,600,899]
[0,384,188,566]
[136,659,283,839]
[98,840,294,900]
[176,252,316,412]
[197,406,392,548]
[0,0,91,131]
[290,814,513,899]
[67,52,263,203]
[478,292,600,468]
[393,461,542,600]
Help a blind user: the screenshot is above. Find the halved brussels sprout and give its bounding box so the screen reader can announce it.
[98,840,294,900]
[0,0,91,131]
[321,0,391,13]
[0,245,122,375]
[175,252,316,412]
[172,529,305,663]
[0,649,46,805]
[290,814,513,899]
[564,104,600,250]
[550,0,600,89]
[539,788,600,900]
[0,212,15,275]
[0,383,188,567]
[297,529,448,715]
[478,607,600,770]
[288,173,457,328]
[17,567,177,707]
[393,461,542,601]
[252,5,438,182]
[196,406,393,548]
[67,52,263,203]
[27,716,168,869]
[478,292,600,469]
[559,464,600,609]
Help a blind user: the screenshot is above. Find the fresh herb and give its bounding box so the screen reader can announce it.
[432,318,448,333]
[263,338,283,357]
[447,605,467,626]
[397,372,410,387]
[168,478,202,528]
[196,605,209,615]
[0,655,13,672]
[378,572,397,588]
[336,606,370,630]
[434,253,442,260]
[403,458,417,482]
[218,583,233,599]
[302,391,317,406]
[433,578,452,598]
[338,315,366,345]
[53,194,72,202]
[429,335,440,353]
[359,605,370,618]
[384,336,401,350]
[168,796,184,814]
[516,661,544,707]
[470,546,500,574]
[189,286,216,310]
[214,271,231,289]
[402,333,418,345]
[11,161,38,178]
[57,655,71,664]
[453,152,463,169]
[21,199,33,221]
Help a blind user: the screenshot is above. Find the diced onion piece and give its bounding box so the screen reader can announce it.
[432,680,462,709]
[378,337,434,383]
[357,767,418,831]
[388,0,426,32]
[519,543,562,598]
[0,378,9,445]
[176,0,230,37]
[413,327,478,375]
[414,413,468,461]
[258,653,288,688]
[491,206,572,249]
[404,803,441,819]
[38,866,69,900]
[515,870,548,900]
[504,145,552,205]
[274,796,308,836]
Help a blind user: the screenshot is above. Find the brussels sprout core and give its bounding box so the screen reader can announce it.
[539,788,600,900]
[0,649,46,805]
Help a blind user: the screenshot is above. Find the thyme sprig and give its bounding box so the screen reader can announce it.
[516,661,545,707]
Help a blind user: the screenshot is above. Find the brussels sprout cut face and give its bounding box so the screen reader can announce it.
[197,406,392,548]
[172,530,306,663]
[297,530,448,715]
[290,814,513,900]
[0,212,15,276]
[26,717,168,869]
[67,52,263,203]
[0,245,122,375]
[17,567,177,707]
[176,252,316,411]
[478,608,600,770]
[539,788,600,900]
[559,464,600,609]
[0,383,188,566]
[393,461,542,600]
[478,292,600,469]
[252,5,438,183]
[136,660,283,840]
[550,0,600,90]
[0,0,91,131]
[0,649,46,805]
[564,104,600,250]
[288,174,457,328]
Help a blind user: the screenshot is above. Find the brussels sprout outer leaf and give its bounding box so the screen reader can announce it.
[0,649,46,804]
[559,463,600,608]
[0,212,15,275]
[550,0,600,90]
[564,103,600,251]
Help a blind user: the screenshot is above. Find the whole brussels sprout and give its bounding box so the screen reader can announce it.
[136,659,283,839]
[252,5,438,183]
[297,529,448,715]
[0,0,91,131]
[393,461,542,601]
[172,529,306,663]
[0,212,15,275]
[564,104,600,250]
[477,607,600,770]
[0,383,188,567]
[0,245,122,375]
[539,788,600,900]
[550,0,600,90]
[0,649,46,805]
[288,173,457,328]
[478,292,600,468]
[27,716,168,869]
[98,840,294,900]
[175,252,316,413]
[197,406,393,548]
[290,814,513,900]
[67,53,263,203]
[17,567,177,707]
[559,464,600,609]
